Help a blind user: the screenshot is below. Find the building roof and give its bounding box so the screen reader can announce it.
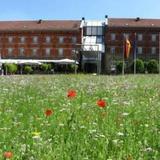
[108,18,160,28]
[0,20,81,32]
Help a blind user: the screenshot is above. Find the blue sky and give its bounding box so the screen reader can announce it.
[0,0,160,20]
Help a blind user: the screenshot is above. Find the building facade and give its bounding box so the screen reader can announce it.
[0,20,81,60]
[105,18,160,73]
[0,17,160,74]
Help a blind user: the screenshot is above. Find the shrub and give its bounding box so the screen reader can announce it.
[69,64,78,72]
[4,63,18,74]
[132,59,144,73]
[147,59,158,73]
[116,61,126,74]
[48,64,52,71]
[41,64,49,72]
[24,66,33,74]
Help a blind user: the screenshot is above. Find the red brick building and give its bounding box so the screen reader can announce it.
[0,20,81,60]
[105,18,160,73]
[0,17,160,74]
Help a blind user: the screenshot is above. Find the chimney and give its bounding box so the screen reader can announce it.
[80,17,85,28]
[105,15,108,25]
[135,17,140,22]
[37,19,42,24]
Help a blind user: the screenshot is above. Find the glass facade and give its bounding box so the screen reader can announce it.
[84,26,104,36]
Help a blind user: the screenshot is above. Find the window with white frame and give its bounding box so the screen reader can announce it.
[110,46,115,54]
[59,36,64,44]
[58,48,63,57]
[45,48,51,56]
[72,37,77,43]
[8,48,13,56]
[138,34,143,41]
[8,36,13,43]
[46,36,51,43]
[19,48,24,56]
[137,47,143,54]
[33,36,38,43]
[151,34,157,42]
[20,36,25,43]
[32,48,38,56]
[124,33,130,39]
[151,47,156,54]
[111,33,116,41]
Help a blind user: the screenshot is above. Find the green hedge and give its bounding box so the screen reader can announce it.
[147,59,158,73]
[116,61,126,74]
[132,59,144,73]
[24,66,33,74]
[4,63,18,74]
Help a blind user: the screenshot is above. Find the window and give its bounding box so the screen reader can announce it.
[45,48,51,56]
[138,34,143,41]
[137,47,143,54]
[86,27,92,35]
[92,27,97,35]
[8,36,13,43]
[58,48,63,57]
[33,36,38,43]
[19,48,24,56]
[151,34,156,42]
[97,27,103,35]
[8,48,13,56]
[124,33,129,39]
[110,47,115,54]
[84,26,104,36]
[72,37,77,43]
[59,36,64,44]
[151,47,156,54]
[20,37,25,43]
[32,48,38,56]
[96,36,103,43]
[46,36,51,43]
[111,33,116,41]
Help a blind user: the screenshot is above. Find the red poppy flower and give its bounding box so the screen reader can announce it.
[67,90,77,98]
[45,109,53,117]
[3,151,13,159]
[97,99,106,108]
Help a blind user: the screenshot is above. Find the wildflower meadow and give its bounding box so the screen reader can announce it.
[0,74,159,160]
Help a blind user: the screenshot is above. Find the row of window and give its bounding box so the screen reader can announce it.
[110,33,158,42]
[110,46,157,54]
[1,48,65,57]
[83,26,104,36]
[0,36,77,44]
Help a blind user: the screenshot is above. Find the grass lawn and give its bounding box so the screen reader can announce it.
[0,74,159,160]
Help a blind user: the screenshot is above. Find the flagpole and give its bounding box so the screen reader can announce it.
[134,33,137,74]
[122,34,125,75]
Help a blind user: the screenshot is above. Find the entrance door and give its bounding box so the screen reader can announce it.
[84,63,97,73]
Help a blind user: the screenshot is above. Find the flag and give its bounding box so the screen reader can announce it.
[124,38,131,59]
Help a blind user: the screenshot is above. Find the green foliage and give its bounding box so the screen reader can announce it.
[4,63,18,74]
[24,66,33,74]
[147,59,158,73]
[132,59,144,73]
[41,63,49,72]
[116,61,125,73]
[69,64,78,72]
[48,64,52,71]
